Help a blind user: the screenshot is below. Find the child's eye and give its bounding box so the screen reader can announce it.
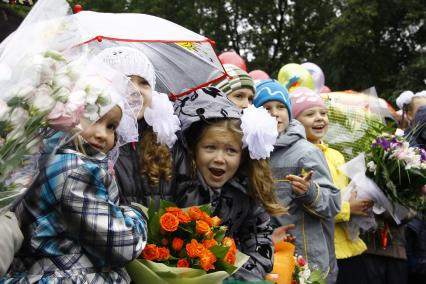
[107,123,118,130]
[226,147,239,155]
[204,145,216,151]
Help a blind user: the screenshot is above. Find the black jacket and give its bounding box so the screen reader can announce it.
[115,121,174,207]
[173,140,274,282]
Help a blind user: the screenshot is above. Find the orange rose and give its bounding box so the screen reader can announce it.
[160,212,179,232]
[188,207,204,221]
[177,211,191,224]
[205,230,214,240]
[196,220,211,235]
[222,237,236,249]
[202,238,218,249]
[186,239,206,258]
[199,250,217,271]
[211,216,221,227]
[224,249,236,265]
[165,207,191,224]
[177,258,190,268]
[165,207,182,215]
[172,237,184,251]
[201,212,213,226]
[158,247,170,261]
[142,244,159,261]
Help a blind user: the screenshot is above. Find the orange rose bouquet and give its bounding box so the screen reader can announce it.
[126,201,249,284]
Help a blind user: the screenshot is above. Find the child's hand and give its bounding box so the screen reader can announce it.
[286,171,313,195]
[349,191,373,216]
[272,224,296,244]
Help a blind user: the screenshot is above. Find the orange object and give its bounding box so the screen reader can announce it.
[266,242,296,284]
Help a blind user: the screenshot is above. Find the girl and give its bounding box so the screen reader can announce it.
[253,80,341,284]
[1,71,147,283]
[98,46,180,208]
[211,64,256,109]
[173,86,286,281]
[289,87,373,284]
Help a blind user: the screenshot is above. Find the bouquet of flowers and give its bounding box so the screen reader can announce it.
[340,128,426,239]
[0,48,119,213]
[365,129,426,214]
[126,201,249,284]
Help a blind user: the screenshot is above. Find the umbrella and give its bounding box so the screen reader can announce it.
[73,11,226,98]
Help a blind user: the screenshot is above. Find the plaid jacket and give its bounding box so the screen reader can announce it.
[2,134,147,283]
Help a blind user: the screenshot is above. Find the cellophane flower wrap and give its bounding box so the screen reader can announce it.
[365,129,426,215]
[126,200,249,284]
[0,0,136,213]
[340,128,426,239]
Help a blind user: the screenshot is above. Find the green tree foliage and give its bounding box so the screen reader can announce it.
[11,0,426,103]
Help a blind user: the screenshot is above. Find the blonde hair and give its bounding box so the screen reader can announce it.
[186,119,287,216]
[139,128,173,185]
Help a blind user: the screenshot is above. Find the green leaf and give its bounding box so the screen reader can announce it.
[199,204,213,215]
[309,270,326,284]
[209,245,230,258]
[159,199,177,210]
[215,259,237,275]
[213,228,226,243]
[148,211,161,242]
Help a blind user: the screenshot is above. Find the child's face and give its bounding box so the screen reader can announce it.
[80,105,122,154]
[130,75,152,119]
[296,106,329,144]
[227,88,254,109]
[262,101,290,134]
[195,126,242,189]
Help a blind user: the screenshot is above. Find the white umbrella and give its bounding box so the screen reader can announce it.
[73,11,226,98]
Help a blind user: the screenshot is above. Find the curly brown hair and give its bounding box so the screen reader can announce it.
[186,119,287,216]
[139,128,173,185]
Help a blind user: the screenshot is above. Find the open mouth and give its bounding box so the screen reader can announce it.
[312,125,325,131]
[209,168,225,178]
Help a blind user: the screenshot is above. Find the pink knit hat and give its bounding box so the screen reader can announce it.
[289,87,326,118]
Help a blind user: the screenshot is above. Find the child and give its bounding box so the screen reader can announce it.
[289,87,373,284]
[1,72,147,283]
[211,64,256,109]
[98,46,180,208]
[253,80,341,284]
[173,86,286,281]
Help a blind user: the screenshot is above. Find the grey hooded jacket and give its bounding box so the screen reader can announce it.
[270,120,341,284]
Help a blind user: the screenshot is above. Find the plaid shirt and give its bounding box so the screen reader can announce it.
[2,135,147,283]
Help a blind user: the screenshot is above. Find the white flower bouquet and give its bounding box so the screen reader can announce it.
[0,49,116,213]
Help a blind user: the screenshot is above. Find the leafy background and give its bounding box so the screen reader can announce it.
[1,0,425,104]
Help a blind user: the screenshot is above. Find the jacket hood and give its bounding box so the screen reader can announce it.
[274,119,306,147]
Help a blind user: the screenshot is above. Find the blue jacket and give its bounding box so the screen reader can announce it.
[2,133,147,283]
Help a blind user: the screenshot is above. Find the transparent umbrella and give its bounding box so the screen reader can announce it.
[73,11,226,98]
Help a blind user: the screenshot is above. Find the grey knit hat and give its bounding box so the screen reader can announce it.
[174,86,242,131]
[210,64,255,97]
